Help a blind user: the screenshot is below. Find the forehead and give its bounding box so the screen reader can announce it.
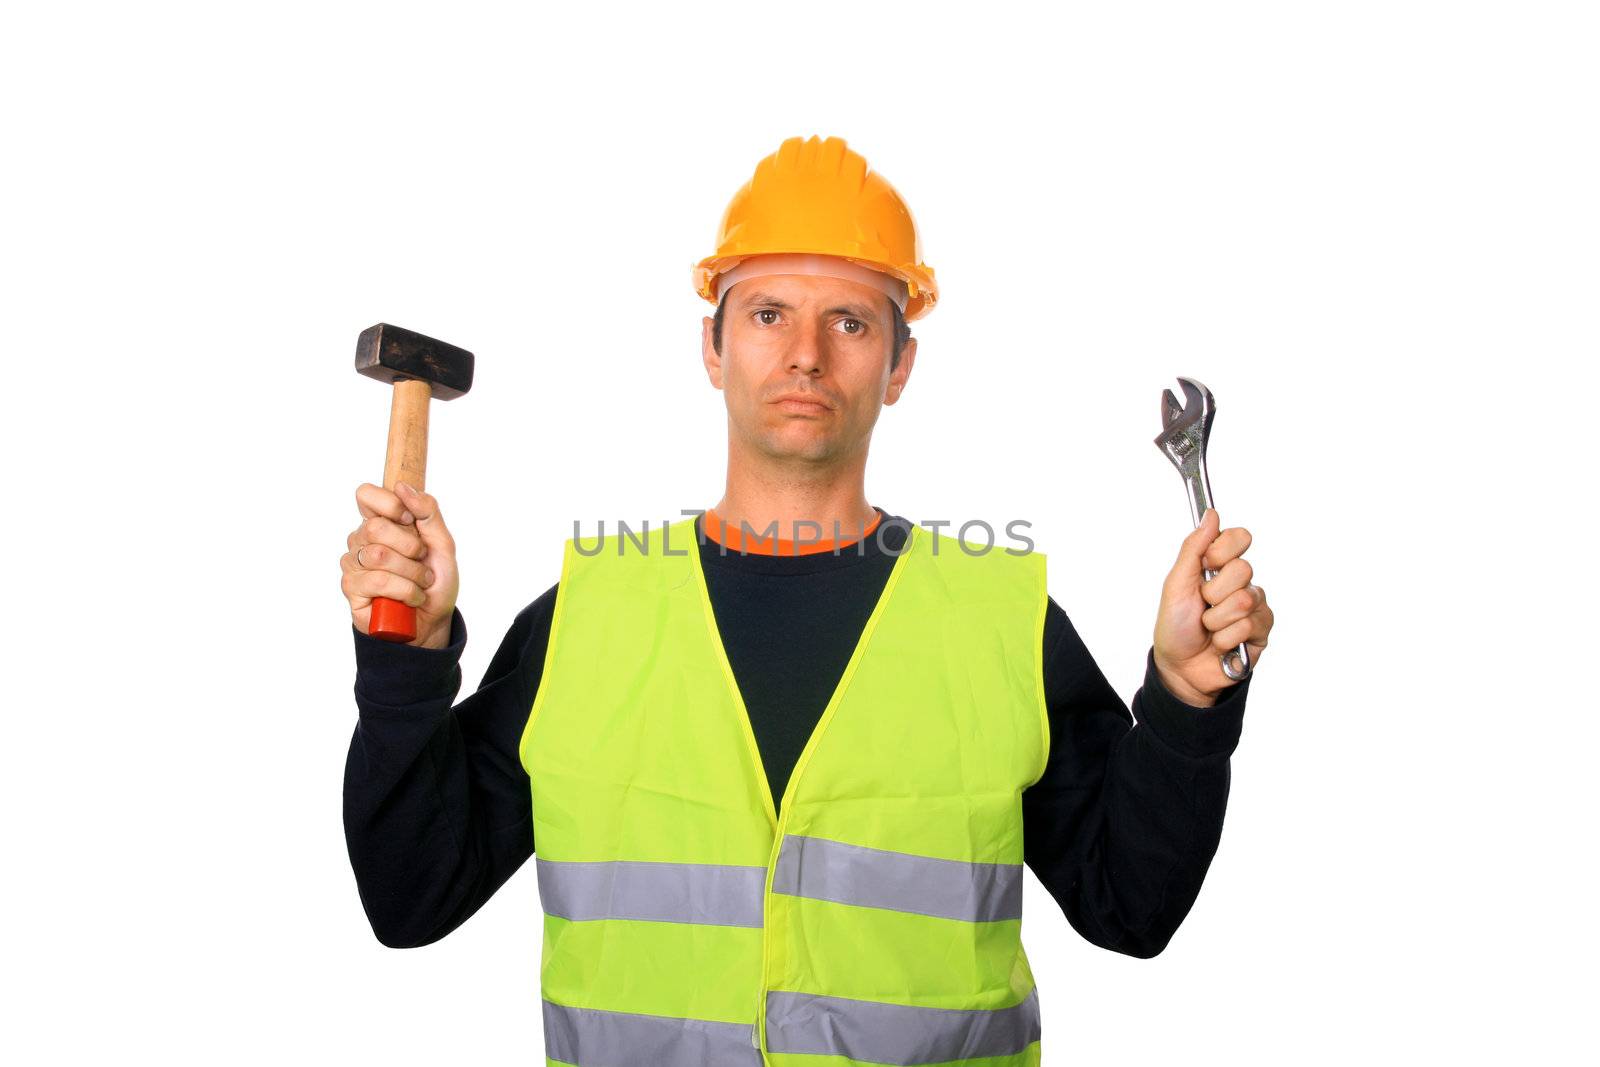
[726,273,893,317]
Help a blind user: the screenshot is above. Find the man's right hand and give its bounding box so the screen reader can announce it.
[341,481,460,649]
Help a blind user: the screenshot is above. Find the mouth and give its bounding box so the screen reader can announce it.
[770,393,834,415]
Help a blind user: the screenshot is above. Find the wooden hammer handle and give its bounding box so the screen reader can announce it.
[369,378,432,642]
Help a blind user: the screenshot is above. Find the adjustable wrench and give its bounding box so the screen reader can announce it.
[1153,376,1253,681]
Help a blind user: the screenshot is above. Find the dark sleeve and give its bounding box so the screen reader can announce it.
[1022,597,1251,958]
[342,585,557,948]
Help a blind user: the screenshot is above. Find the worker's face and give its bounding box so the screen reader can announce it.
[701,273,916,465]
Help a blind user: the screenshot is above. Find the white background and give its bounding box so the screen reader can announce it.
[5,2,1595,1063]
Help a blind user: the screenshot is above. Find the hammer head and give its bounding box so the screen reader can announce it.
[355,323,474,400]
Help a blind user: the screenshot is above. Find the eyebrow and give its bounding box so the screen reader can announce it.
[739,291,795,310]
[740,291,884,321]
[825,302,882,321]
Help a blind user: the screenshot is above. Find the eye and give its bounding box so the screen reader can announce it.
[836,318,865,335]
[754,309,781,326]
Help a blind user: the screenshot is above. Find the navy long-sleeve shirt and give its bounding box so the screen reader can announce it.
[343,510,1250,958]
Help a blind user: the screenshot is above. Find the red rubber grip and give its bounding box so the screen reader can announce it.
[368,596,418,643]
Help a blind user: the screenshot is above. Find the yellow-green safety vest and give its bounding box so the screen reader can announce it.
[519,517,1051,1066]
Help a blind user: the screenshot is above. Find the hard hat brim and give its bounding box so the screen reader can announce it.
[693,252,937,321]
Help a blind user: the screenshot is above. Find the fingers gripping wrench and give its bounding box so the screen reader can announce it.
[1154,376,1253,681]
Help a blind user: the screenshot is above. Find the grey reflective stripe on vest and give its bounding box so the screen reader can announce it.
[771,833,1025,922]
[766,986,1041,1065]
[542,999,762,1067]
[536,857,766,927]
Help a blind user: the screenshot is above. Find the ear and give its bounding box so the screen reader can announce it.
[883,336,916,405]
[701,315,724,389]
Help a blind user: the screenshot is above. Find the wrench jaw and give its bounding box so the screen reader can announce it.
[1160,378,1210,424]
[1156,378,1213,439]
[1160,387,1186,429]
[1175,377,1213,422]
[1153,377,1218,529]
[1154,376,1214,484]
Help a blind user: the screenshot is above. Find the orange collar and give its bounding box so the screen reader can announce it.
[702,507,882,556]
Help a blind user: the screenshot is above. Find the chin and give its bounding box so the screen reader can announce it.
[758,427,837,462]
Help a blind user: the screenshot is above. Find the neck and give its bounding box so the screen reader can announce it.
[713,448,876,546]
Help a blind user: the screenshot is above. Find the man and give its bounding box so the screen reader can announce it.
[341,134,1274,1066]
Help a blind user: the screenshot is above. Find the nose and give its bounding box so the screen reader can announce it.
[786,317,826,375]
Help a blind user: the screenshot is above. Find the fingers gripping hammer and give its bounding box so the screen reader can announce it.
[354,323,475,643]
[1153,376,1253,681]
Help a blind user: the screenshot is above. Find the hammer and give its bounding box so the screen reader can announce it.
[354,323,475,643]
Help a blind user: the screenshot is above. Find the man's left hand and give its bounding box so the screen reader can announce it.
[1152,508,1274,707]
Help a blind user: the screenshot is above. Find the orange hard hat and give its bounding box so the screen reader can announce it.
[692,136,939,321]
